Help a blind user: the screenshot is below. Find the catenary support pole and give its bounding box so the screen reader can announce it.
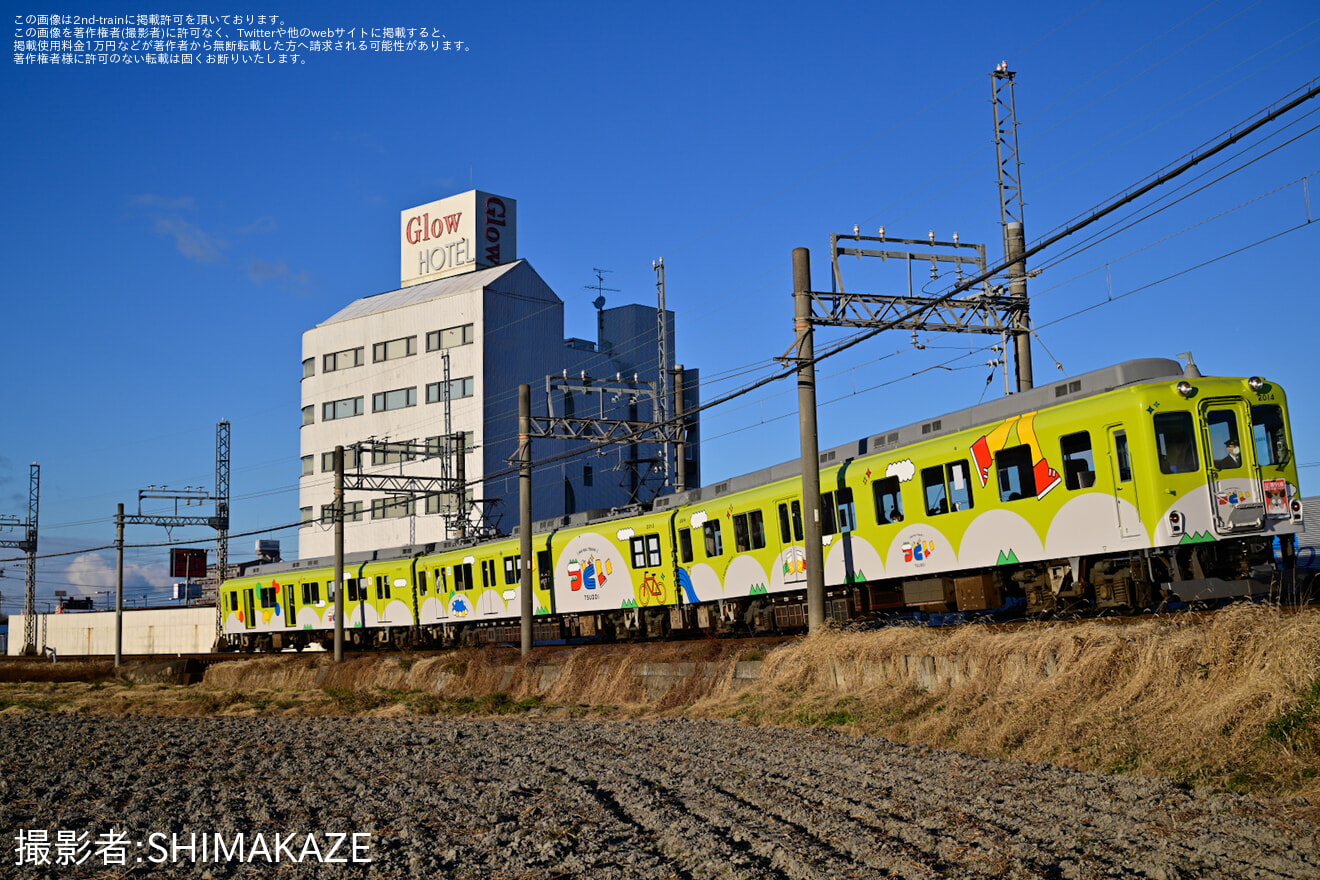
[1006,221,1033,391]
[334,446,345,663]
[794,249,826,632]
[115,503,123,668]
[519,384,533,656]
[673,365,687,493]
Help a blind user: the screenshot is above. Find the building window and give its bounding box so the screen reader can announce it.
[323,397,364,421]
[320,501,364,524]
[322,347,363,373]
[321,448,360,472]
[427,377,475,403]
[373,336,416,363]
[302,357,314,379]
[425,489,472,514]
[373,441,416,465]
[426,323,474,351]
[372,387,417,413]
[300,506,313,528]
[300,455,313,477]
[371,496,413,520]
[426,432,474,456]
[302,406,314,427]
[584,465,593,487]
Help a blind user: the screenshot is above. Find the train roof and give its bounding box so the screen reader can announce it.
[654,357,1187,510]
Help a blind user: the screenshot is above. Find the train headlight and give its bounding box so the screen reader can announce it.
[1168,509,1184,536]
[1248,376,1265,392]
[1176,381,1195,398]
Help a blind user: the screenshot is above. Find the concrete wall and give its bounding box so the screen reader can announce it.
[8,607,219,656]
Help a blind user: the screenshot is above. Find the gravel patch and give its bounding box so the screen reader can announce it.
[2,714,1317,878]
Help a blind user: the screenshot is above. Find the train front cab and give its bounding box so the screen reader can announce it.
[1138,374,1302,601]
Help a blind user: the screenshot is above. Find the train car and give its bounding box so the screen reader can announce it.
[218,357,1305,650]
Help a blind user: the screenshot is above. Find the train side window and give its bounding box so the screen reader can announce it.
[820,492,839,535]
[872,476,904,523]
[301,582,322,605]
[1252,405,1288,466]
[703,520,724,557]
[646,533,662,566]
[455,564,473,591]
[748,511,766,549]
[631,536,649,568]
[1060,432,1096,490]
[347,579,363,602]
[1154,412,1199,474]
[922,466,948,515]
[417,570,428,596]
[504,556,521,585]
[835,489,856,533]
[537,550,553,587]
[733,513,751,552]
[947,461,974,511]
[679,528,694,564]
[995,445,1037,502]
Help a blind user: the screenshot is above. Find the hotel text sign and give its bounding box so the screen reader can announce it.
[400,190,516,287]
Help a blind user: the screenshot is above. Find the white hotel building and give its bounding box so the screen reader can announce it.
[297,190,699,559]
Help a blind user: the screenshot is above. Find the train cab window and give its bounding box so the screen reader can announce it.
[504,556,521,585]
[1154,412,1199,475]
[778,501,804,543]
[1060,432,1096,490]
[1206,409,1244,471]
[1252,405,1288,466]
[679,528,694,564]
[995,446,1036,502]
[873,476,904,524]
[703,520,724,557]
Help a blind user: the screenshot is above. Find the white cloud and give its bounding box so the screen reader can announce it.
[63,553,171,602]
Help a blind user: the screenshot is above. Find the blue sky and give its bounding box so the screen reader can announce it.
[1,0,1317,612]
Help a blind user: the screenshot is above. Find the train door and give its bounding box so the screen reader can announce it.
[775,496,808,587]
[1107,426,1143,538]
[242,589,256,629]
[1199,398,1264,533]
[284,583,297,628]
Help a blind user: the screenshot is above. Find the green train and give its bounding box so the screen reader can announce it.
[218,358,1305,651]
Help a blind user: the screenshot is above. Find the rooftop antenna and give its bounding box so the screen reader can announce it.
[585,268,619,352]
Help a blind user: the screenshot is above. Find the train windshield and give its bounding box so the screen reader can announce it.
[1252,405,1289,466]
[1154,412,1199,474]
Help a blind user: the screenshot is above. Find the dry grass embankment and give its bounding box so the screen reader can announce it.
[1,605,1317,797]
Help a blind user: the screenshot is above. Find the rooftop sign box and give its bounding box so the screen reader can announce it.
[400,190,517,287]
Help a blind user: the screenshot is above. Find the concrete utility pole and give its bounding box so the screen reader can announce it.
[992,63,1033,391]
[334,445,345,663]
[115,504,123,667]
[519,384,533,656]
[792,249,827,633]
[673,365,687,493]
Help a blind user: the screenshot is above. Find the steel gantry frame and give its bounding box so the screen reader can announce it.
[116,421,230,664]
[0,464,40,655]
